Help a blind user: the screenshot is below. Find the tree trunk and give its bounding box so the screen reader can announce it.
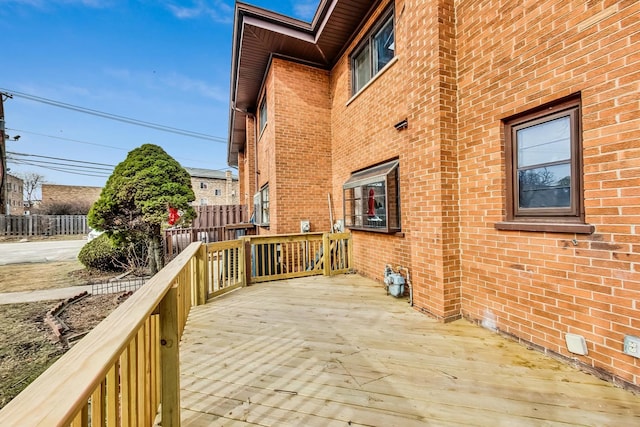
[148,239,158,276]
[153,232,164,272]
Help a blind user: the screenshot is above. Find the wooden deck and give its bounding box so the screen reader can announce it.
[178,274,640,426]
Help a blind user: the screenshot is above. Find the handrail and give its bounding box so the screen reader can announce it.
[247,232,352,283]
[0,232,352,425]
[0,242,205,426]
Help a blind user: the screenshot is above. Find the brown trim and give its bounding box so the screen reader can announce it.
[502,94,587,230]
[494,221,594,234]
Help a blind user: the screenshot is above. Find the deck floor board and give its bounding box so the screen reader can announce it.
[179,275,640,426]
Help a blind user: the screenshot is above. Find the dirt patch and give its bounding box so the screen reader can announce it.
[0,261,116,293]
[0,294,125,409]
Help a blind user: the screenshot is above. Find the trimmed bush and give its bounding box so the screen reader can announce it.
[78,234,127,272]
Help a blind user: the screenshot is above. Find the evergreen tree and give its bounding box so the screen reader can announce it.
[88,144,196,274]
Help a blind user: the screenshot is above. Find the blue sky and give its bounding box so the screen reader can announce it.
[1,0,318,187]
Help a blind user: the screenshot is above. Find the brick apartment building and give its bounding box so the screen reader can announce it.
[227,0,640,390]
[185,167,239,206]
[5,173,24,215]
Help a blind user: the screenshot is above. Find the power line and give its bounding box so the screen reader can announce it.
[8,151,116,167]
[7,151,115,178]
[7,128,128,151]
[8,157,113,172]
[8,159,111,178]
[6,128,221,167]
[0,88,228,143]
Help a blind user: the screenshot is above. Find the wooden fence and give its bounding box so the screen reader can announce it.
[0,232,352,426]
[164,205,253,260]
[0,215,89,237]
[192,204,247,228]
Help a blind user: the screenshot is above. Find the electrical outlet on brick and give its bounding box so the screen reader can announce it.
[623,335,640,358]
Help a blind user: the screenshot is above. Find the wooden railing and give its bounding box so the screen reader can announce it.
[164,223,256,260]
[0,232,352,425]
[247,232,353,283]
[0,242,206,426]
[203,239,245,299]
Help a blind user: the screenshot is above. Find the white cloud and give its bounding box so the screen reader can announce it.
[160,72,227,102]
[292,0,318,21]
[103,67,227,103]
[165,0,233,24]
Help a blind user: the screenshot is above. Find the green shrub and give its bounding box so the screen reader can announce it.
[78,234,127,272]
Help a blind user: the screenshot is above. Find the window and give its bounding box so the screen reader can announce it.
[253,184,270,226]
[259,96,267,134]
[496,95,593,233]
[260,185,269,225]
[351,8,395,94]
[343,159,400,233]
[200,182,207,189]
[214,189,222,196]
[200,198,208,206]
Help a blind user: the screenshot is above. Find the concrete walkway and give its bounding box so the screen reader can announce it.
[0,285,93,304]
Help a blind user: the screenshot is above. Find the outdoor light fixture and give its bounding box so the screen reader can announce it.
[394,118,408,130]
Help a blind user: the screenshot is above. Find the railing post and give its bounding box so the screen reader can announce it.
[323,233,331,276]
[238,237,246,287]
[243,236,252,285]
[347,233,354,271]
[159,285,181,426]
[196,243,207,305]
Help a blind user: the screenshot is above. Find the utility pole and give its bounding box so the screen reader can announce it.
[0,91,13,215]
[0,92,6,214]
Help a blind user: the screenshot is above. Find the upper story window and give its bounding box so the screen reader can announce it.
[200,182,207,189]
[214,189,222,196]
[259,96,267,134]
[343,159,400,233]
[351,8,395,94]
[496,95,593,234]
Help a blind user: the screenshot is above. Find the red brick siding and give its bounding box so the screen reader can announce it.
[252,59,332,235]
[457,0,640,385]
[236,0,640,387]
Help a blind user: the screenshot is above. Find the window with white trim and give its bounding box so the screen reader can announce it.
[351,8,395,94]
[254,184,270,226]
[259,96,267,134]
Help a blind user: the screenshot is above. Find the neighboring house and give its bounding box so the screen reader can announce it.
[227,1,640,390]
[185,167,239,206]
[5,174,24,215]
[41,184,102,213]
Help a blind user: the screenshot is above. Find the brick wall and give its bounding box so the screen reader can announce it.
[234,0,640,388]
[330,0,413,286]
[253,58,332,235]
[190,172,239,206]
[456,0,640,388]
[41,184,102,212]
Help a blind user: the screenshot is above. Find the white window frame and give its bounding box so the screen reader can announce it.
[259,96,267,134]
[350,7,395,95]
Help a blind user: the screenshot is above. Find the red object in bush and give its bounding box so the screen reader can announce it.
[168,207,180,225]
